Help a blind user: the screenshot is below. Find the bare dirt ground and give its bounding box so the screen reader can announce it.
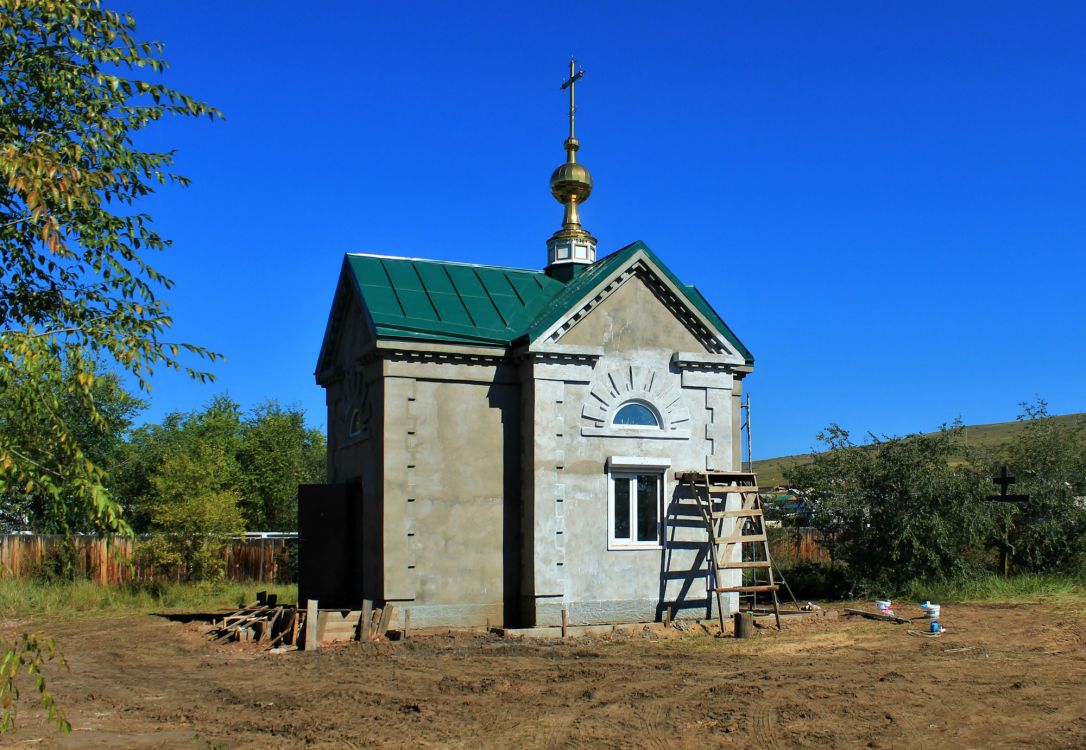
[3,600,1085,749]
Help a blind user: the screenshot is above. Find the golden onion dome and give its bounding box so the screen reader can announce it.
[550,161,593,204]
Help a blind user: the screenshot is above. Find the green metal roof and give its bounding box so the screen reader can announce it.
[341,242,753,364]
[344,254,565,346]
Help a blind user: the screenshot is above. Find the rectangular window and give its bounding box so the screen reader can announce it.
[610,471,663,548]
[636,475,658,542]
[614,477,631,539]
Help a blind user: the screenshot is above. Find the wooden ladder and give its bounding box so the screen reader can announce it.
[677,470,781,631]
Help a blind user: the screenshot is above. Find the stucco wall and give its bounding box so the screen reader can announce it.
[379,355,521,628]
[522,272,745,626]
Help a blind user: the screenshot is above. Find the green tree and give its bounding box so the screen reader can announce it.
[238,400,326,530]
[118,396,326,533]
[0,0,218,732]
[0,355,145,533]
[115,395,242,532]
[995,400,1086,573]
[138,440,245,582]
[788,423,996,593]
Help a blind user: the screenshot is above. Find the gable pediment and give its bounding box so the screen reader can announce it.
[531,250,748,365]
[315,262,377,385]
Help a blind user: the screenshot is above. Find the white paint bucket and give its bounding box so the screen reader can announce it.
[875,599,893,613]
[921,603,941,619]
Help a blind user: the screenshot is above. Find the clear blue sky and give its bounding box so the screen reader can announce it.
[121,1,1085,459]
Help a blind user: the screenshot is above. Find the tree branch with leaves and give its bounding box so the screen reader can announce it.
[0,0,219,732]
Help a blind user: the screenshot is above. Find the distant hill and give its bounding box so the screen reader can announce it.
[752,412,1086,488]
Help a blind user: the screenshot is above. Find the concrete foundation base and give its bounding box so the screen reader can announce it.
[532,597,735,627]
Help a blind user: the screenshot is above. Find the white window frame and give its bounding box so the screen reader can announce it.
[611,399,662,430]
[606,456,671,550]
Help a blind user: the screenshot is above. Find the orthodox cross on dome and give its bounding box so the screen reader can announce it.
[546,57,597,275]
[561,59,584,142]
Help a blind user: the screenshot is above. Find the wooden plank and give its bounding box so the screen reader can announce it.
[716,560,772,569]
[321,623,361,638]
[713,584,779,593]
[222,604,266,623]
[376,605,394,640]
[843,608,909,624]
[677,471,756,481]
[213,607,273,641]
[711,509,763,518]
[304,599,319,651]
[360,599,373,642]
[714,533,768,544]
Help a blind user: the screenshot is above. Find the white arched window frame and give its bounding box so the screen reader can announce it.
[580,364,691,439]
[611,400,661,429]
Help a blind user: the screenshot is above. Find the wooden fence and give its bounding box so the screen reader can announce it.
[0,534,295,585]
[768,527,832,565]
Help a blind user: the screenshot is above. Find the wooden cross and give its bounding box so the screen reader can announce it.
[986,465,1030,504]
[983,465,1030,576]
[561,58,584,139]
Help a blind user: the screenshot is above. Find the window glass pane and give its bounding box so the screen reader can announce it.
[614,478,631,539]
[636,475,659,542]
[613,402,659,427]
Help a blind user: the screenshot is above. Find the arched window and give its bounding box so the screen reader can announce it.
[613,402,660,428]
[348,409,364,437]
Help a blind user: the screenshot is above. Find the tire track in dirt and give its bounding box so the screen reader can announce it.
[560,712,623,750]
[515,712,578,750]
[636,702,678,750]
[749,700,782,750]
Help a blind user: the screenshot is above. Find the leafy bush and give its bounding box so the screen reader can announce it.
[993,400,1086,574]
[787,423,997,593]
[117,395,325,533]
[136,442,245,582]
[776,561,853,601]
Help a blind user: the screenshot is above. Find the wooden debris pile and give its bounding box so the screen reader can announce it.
[302,598,398,649]
[209,592,303,648]
[208,592,402,650]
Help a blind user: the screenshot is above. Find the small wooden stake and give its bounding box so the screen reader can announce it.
[289,607,300,647]
[664,607,671,628]
[404,608,411,640]
[359,599,373,641]
[561,608,568,638]
[377,605,394,640]
[304,599,319,651]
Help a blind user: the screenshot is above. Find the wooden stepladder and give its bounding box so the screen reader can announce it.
[677,471,781,631]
